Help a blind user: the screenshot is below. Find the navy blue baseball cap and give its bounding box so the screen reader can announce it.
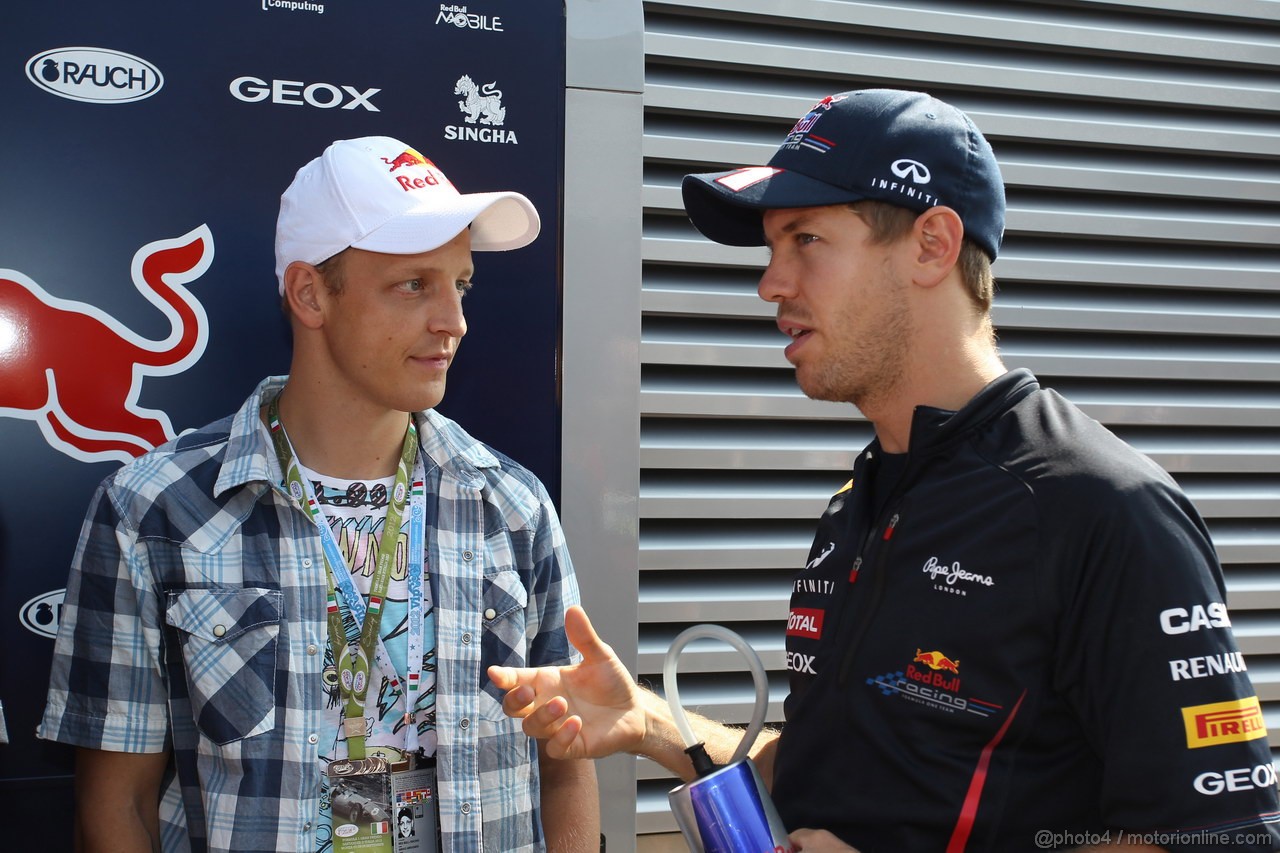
[681,89,1006,260]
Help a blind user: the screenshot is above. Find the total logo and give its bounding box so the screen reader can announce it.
[20,589,65,639]
[0,226,213,463]
[446,75,518,145]
[1193,763,1277,796]
[436,4,504,31]
[867,648,1001,718]
[1160,602,1231,635]
[786,608,824,640]
[229,76,381,111]
[26,47,163,104]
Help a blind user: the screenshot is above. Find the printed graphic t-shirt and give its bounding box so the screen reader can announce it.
[301,466,437,852]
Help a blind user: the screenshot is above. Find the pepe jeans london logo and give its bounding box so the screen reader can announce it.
[922,556,993,596]
[446,75,517,144]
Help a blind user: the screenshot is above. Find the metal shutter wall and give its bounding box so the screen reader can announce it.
[635,0,1280,836]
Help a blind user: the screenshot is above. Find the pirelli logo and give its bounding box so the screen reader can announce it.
[1182,696,1267,749]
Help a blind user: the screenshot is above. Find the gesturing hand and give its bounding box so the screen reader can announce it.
[488,605,647,760]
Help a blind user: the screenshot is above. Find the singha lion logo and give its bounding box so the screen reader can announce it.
[454,75,505,126]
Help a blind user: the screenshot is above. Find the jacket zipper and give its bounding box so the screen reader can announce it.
[836,510,900,685]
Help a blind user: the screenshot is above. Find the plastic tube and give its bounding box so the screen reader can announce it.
[662,624,770,768]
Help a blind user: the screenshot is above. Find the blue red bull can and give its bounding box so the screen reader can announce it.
[668,759,794,853]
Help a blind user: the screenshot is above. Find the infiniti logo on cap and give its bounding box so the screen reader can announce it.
[891,159,931,184]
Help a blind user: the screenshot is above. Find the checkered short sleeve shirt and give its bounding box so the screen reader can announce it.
[40,376,581,853]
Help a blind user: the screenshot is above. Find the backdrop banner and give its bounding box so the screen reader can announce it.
[0,3,565,847]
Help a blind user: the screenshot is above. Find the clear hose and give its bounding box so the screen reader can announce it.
[662,624,769,768]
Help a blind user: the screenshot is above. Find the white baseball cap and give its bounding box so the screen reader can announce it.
[274,136,540,294]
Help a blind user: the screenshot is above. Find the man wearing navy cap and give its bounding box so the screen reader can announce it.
[490,90,1280,852]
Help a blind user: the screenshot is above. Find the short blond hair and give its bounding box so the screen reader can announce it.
[848,201,995,312]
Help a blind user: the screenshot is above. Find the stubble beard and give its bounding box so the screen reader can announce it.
[796,276,913,412]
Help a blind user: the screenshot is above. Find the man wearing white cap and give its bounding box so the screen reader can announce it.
[40,137,597,853]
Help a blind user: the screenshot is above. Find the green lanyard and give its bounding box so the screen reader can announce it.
[267,396,419,758]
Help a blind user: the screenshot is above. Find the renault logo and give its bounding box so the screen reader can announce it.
[891,159,931,184]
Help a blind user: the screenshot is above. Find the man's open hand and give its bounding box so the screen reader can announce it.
[488,605,647,760]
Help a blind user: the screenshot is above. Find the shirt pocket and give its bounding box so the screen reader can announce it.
[478,565,529,721]
[164,587,282,745]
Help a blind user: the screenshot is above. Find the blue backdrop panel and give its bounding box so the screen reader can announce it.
[0,2,564,847]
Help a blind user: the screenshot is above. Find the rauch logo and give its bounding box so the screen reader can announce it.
[20,589,65,639]
[0,226,214,464]
[26,47,163,104]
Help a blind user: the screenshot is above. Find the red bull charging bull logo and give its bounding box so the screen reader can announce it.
[381,148,428,171]
[913,648,960,674]
[0,225,214,463]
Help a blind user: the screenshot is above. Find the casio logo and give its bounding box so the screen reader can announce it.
[1160,603,1231,635]
[229,76,381,111]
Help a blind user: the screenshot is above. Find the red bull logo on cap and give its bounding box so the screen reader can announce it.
[382,148,427,171]
[380,147,454,193]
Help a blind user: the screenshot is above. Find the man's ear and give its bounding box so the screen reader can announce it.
[910,206,964,288]
[282,261,325,329]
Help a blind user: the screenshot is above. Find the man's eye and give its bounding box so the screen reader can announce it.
[456,280,473,295]
[397,279,423,292]
[797,233,819,245]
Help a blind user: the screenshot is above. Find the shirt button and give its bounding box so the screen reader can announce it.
[483,608,496,620]
[303,558,313,568]
[459,718,470,730]
[462,550,474,562]
[461,633,472,645]
[303,822,312,832]
[213,624,226,638]
[308,733,318,744]
[460,802,472,815]
[307,644,318,656]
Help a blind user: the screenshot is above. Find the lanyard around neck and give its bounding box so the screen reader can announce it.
[267,395,427,757]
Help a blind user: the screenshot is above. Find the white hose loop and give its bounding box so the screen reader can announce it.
[662,624,770,767]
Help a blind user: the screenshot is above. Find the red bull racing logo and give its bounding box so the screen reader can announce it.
[0,226,214,463]
[867,647,1001,719]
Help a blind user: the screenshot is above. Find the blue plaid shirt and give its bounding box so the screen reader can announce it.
[40,376,580,853]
